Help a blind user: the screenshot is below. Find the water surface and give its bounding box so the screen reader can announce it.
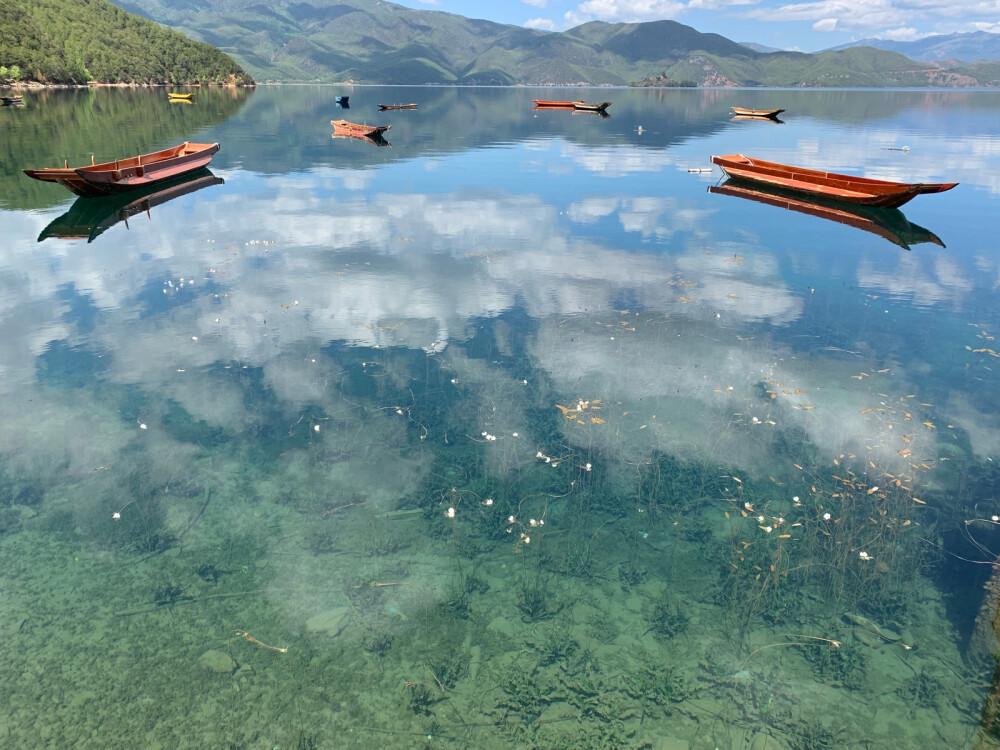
[2,85,1000,749]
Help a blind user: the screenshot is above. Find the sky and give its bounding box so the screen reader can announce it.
[386,0,1000,53]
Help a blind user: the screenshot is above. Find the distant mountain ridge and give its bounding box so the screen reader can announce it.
[828,31,1000,63]
[104,0,999,86]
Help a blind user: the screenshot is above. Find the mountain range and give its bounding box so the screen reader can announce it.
[109,0,1000,87]
[827,31,1000,63]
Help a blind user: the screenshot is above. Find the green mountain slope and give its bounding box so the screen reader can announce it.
[0,0,253,85]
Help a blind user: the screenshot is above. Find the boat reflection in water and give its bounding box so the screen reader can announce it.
[532,104,611,119]
[37,168,224,243]
[330,131,392,148]
[708,179,945,250]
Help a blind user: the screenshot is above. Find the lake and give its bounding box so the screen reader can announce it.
[1,85,1000,749]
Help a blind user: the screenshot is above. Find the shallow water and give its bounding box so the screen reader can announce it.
[1,85,1000,749]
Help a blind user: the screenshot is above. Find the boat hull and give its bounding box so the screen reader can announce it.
[710,154,957,209]
[532,100,610,112]
[731,107,784,118]
[24,142,220,198]
[378,104,417,110]
[331,120,390,138]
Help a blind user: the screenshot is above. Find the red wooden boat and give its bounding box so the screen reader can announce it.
[23,142,220,198]
[710,154,957,209]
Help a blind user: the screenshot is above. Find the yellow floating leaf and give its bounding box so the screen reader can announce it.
[923,421,935,429]
[900,436,911,443]
[913,498,926,504]
[590,416,606,424]
[860,408,872,414]
[778,534,791,539]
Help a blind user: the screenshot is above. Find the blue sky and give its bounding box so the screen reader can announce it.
[388,0,1000,53]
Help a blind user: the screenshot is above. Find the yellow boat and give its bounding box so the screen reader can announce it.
[167,92,195,101]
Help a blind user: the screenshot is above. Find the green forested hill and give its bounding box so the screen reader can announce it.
[0,0,253,85]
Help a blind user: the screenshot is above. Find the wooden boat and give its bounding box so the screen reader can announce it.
[710,154,958,209]
[167,92,195,101]
[23,142,221,198]
[708,180,945,250]
[730,106,784,118]
[331,119,390,138]
[531,100,611,112]
[572,101,611,112]
[2,95,23,105]
[38,169,224,243]
[378,103,417,110]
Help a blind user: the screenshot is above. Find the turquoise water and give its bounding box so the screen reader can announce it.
[1,85,1000,749]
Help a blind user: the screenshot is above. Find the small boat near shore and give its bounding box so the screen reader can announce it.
[2,95,23,105]
[708,180,945,250]
[378,103,417,110]
[710,154,958,209]
[331,119,391,138]
[23,142,221,198]
[167,92,195,101]
[730,106,784,118]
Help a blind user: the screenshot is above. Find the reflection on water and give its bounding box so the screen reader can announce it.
[38,169,225,242]
[1,87,1000,749]
[708,179,945,249]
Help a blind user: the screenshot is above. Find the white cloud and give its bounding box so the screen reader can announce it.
[522,0,550,7]
[564,0,685,26]
[878,26,923,41]
[525,17,558,29]
[746,0,1000,34]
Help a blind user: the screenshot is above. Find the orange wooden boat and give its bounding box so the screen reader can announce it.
[24,142,220,198]
[331,119,390,138]
[730,106,784,118]
[532,99,610,112]
[710,154,957,209]
[708,180,945,250]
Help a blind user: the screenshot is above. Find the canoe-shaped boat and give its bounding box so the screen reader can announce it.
[731,106,784,118]
[331,119,390,138]
[708,180,945,250]
[710,154,958,209]
[378,103,417,110]
[572,101,611,112]
[531,100,611,113]
[38,169,224,243]
[2,95,23,105]
[23,142,221,198]
[168,92,195,101]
